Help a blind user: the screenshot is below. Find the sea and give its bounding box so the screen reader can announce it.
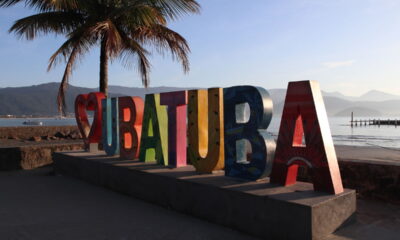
[1,116,400,149]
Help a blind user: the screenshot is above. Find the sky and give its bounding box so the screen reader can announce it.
[1,0,400,96]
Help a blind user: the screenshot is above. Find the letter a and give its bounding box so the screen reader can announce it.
[270,80,344,194]
[139,94,168,165]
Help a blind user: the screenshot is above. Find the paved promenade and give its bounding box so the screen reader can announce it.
[0,168,257,240]
[336,145,400,165]
[0,167,399,240]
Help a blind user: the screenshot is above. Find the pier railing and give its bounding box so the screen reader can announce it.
[349,112,398,127]
[350,119,399,127]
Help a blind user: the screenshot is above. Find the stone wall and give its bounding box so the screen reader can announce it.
[340,160,400,203]
[0,141,84,170]
[0,126,84,170]
[298,160,400,204]
[0,126,81,141]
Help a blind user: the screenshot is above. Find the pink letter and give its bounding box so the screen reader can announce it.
[160,91,188,167]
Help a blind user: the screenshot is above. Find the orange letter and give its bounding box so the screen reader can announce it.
[119,97,144,159]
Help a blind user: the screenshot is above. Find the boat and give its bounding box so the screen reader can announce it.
[22,120,43,126]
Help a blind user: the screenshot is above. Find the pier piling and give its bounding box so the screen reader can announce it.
[350,115,399,127]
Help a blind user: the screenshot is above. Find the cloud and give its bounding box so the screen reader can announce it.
[321,60,355,69]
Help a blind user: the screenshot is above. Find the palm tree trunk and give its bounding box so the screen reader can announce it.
[100,37,108,96]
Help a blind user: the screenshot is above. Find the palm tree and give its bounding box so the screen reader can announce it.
[1,0,200,114]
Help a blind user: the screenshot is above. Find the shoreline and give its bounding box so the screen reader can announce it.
[0,117,75,119]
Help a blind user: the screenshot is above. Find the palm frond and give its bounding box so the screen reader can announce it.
[132,24,190,72]
[111,3,167,26]
[56,38,91,115]
[0,0,82,11]
[118,28,151,87]
[2,0,200,115]
[51,26,95,114]
[47,24,91,70]
[86,20,123,59]
[147,0,200,20]
[9,11,84,39]
[57,44,79,115]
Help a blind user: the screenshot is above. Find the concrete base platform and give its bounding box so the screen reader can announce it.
[54,151,356,240]
[0,140,84,170]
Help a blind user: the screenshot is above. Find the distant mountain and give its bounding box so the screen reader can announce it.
[267,89,287,105]
[0,82,399,117]
[268,89,400,117]
[359,90,400,102]
[108,86,188,98]
[334,107,382,117]
[322,91,357,101]
[0,83,94,116]
[322,90,400,102]
[0,83,186,116]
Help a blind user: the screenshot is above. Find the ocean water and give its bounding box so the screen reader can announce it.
[1,116,400,149]
[0,118,77,127]
[268,116,400,149]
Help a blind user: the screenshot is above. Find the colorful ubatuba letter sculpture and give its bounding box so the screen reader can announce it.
[223,86,275,180]
[187,88,225,173]
[119,97,144,159]
[75,94,90,147]
[160,91,188,168]
[75,92,106,151]
[102,98,120,156]
[270,80,344,194]
[139,94,168,165]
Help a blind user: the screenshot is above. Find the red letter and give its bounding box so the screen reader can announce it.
[270,81,343,194]
[75,94,90,148]
[160,91,188,167]
[75,92,105,151]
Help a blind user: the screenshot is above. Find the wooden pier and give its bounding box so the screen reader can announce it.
[350,112,399,127]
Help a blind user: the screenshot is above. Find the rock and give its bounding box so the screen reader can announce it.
[69,132,80,139]
[54,132,65,138]
[29,136,42,142]
[8,135,19,140]
[42,135,51,141]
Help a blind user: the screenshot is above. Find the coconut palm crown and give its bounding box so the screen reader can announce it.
[1,0,200,114]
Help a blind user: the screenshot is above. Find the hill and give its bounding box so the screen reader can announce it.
[334,107,382,117]
[0,83,186,116]
[108,86,187,98]
[0,83,94,116]
[359,90,400,102]
[0,83,399,117]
